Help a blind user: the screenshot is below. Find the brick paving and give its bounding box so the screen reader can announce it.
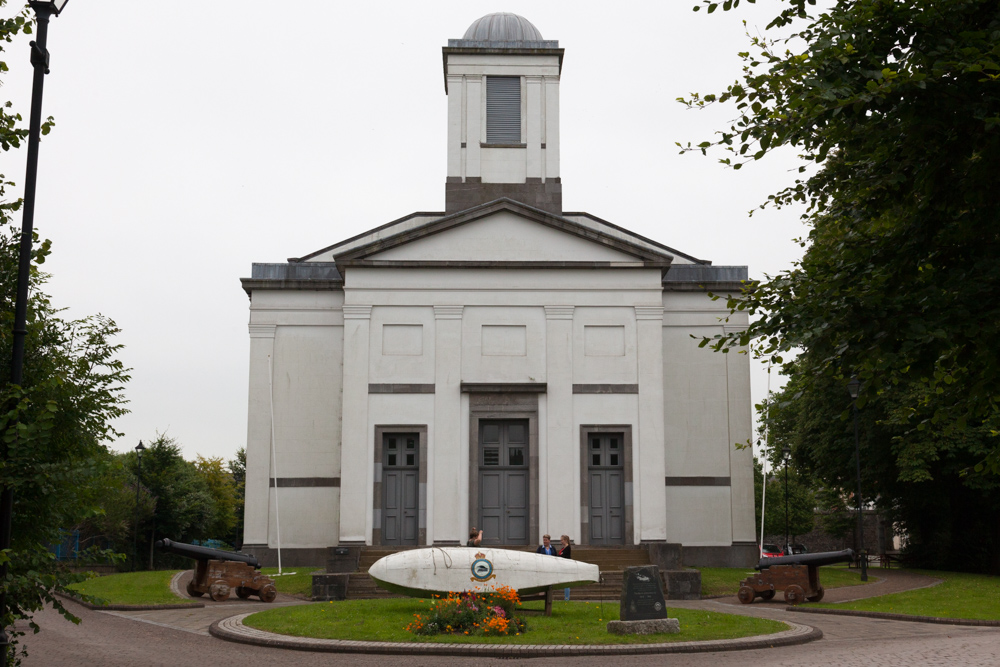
[20,567,1000,666]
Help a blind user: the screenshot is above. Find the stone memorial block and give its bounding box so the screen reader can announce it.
[620,565,667,621]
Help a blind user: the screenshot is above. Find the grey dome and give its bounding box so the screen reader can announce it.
[463,12,543,42]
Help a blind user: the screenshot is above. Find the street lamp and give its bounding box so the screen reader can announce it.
[782,445,791,555]
[0,2,70,664]
[847,376,868,582]
[132,441,146,572]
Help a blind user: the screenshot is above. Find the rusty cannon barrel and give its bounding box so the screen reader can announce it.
[755,548,854,571]
[156,538,261,569]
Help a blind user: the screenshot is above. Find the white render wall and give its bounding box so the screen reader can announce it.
[243,290,344,550]
[243,269,754,551]
[445,53,561,184]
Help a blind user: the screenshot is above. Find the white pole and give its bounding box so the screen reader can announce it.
[267,354,283,575]
[758,362,772,558]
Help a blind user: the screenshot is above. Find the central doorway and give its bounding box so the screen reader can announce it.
[478,420,529,545]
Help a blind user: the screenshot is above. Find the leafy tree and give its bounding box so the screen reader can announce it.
[766,360,1000,572]
[194,455,238,541]
[135,435,216,566]
[228,447,245,548]
[752,456,816,545]
[682,0,1000,473]
[81,452,154,566]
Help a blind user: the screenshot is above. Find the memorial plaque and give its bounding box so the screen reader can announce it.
[620,565,667,621]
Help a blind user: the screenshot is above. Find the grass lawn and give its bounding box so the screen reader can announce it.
[814,570,1000,620]
[67,570,187,606]
[243,598,787,645]
[261,567,319,597]
[699,565,871,597]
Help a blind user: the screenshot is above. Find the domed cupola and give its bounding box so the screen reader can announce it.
[443,14,565,215]
[462,12,545,43]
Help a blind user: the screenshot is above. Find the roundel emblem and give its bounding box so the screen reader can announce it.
[471,558,494,581]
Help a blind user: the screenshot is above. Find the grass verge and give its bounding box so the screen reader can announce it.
[813,570,1000,620]
[699,565,871,597]
[261,567,318,597]
[67,570,187,606]
[243,598,786,644]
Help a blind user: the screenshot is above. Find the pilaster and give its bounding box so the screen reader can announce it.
[243,323,276,546]
[724,324,756,543]
[339,305,372,544]
[635,306,667,543]
[544,306,574,539]
[432,305,464,545]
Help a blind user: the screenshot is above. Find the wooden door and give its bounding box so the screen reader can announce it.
[588,432,625,545]
[479,420,529,545]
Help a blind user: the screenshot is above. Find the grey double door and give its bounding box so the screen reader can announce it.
[382,433,419,546]
[588,432,625,545]
[479,420,529,545]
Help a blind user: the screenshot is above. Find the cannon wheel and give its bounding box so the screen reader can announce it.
[807,585,825,602]
[761,588,776,601]
[258,583,277,603]
[209,581,231,602]
[737,586,755,604]
[186,580,204,598]
[784,584,805,606]
[235,586,252,599]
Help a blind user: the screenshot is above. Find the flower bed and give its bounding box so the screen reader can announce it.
[406,586,526,636]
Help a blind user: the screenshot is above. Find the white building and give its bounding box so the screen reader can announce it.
[240,13,756,568]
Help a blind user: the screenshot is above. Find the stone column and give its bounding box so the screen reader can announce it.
[725,325,756,543]
[432,305,464,545]
[338,305,372,544]
[544,306,574,539]
[635,306,667,543]
[243,323,275,547]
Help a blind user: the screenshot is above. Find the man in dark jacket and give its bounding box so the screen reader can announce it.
[536,534,557,555]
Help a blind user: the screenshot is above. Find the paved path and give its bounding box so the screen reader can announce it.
[21,568,999,666]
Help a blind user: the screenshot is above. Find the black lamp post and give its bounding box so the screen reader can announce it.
[0,3,70,664]
[132,441,145,572]
[782,445,791,555]
[847,376,868,582]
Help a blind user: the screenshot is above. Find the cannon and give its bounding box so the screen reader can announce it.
[156,538,277,603]
[737,548,854,605]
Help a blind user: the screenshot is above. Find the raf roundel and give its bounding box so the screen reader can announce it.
[470,552,495,582]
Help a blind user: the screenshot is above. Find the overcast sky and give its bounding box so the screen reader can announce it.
[1,1,805,462]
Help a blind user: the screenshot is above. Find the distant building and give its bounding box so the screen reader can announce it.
[240,13,756,566]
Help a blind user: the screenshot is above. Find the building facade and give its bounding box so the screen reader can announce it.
[240,13,757,567]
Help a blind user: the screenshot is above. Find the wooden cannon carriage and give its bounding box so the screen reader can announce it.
[156,538,277,603]
[738,548,855,605]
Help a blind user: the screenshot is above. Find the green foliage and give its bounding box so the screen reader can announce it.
[194,455,238,540]
[767,363,1000,572]
[227,447,245,546]
[682,0,1000,467]
[135,435,217,565]
[752,456,816,542]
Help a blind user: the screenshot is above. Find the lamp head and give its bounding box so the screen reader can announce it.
[782,445,791,460]
[135,440,146,459]
[847,376,861,400]
[29,0,69,16]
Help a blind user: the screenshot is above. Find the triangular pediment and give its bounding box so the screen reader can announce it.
[323,199,673,270]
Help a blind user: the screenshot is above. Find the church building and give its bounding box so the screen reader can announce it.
[240,13,757,568]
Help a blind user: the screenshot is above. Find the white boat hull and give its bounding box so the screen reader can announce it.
[367,547,600,597]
